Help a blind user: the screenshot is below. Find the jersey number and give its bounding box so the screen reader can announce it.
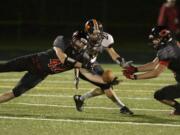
[48,59,65,73]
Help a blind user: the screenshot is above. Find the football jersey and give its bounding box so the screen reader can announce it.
[157,39,180,81]
[36,35,85,74]
[72,30,114,63]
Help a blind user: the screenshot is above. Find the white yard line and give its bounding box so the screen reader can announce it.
[0,80,174,86]
[9,102,171,112]
[25,94,152,100]
[0,115,179,127]
[0,85,158,93]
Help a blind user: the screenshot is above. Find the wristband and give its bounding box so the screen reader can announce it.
[115,57,123,65]
[64,57,77,66]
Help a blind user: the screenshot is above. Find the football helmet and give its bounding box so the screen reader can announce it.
[84,19,103,43]
[149,26,172,49]
[71,31,88,52]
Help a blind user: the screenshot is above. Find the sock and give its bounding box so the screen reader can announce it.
[111,94,125,108]
[114,98,125,108]
[80,91,93,101]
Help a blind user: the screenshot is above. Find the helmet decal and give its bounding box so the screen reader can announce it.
[159,30,170,37]
[85,19,100,34]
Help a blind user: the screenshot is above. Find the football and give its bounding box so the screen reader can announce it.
[102,70,115,83]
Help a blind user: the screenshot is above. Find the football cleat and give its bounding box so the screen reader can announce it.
[170,109,180,115]
[73,95,84,112]
[120,106,134,115]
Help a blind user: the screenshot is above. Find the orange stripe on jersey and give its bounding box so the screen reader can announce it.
[159,60,169,66]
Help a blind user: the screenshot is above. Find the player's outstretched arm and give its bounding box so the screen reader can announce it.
[106,47,132,67]
[123,61,167,80]
[53,47,92,69]
[136,57,159,72]
[53,47,67,63]
[123,57,160,76]
[106,47,120,61]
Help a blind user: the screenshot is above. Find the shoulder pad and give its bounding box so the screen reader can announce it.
[157,45,177,61]
[101,32,114,48]
[53,35,66,51]
[53,35,64,46]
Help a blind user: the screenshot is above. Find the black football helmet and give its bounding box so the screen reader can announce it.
[71,31,88,52]
[149,26,172,49]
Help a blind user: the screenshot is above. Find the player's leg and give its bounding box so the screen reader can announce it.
[74,67,133,114]
[0,54,36,73]
[74,67,106,111]
[103,88,133,115]
[0,72,47,103]
[154,83,180,115]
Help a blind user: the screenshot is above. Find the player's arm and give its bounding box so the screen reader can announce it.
[135,62,167,79]
[123,57,159,75]
[102,33,127,66]
[106,47,121,61]
[53,46,67,63]
[53,47,83,68]
[124,60,168,80]
[136,57,159,72]
[106,47,129,67]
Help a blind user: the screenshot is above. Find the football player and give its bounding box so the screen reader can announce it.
[0,35,92,103]
[123,26,180,115]
[73,19,133,115]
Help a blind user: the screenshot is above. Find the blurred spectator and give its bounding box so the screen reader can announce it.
[158,0,180,36]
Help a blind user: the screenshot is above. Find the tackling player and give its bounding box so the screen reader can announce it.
[123,26,180,115]
[0,35,92,103]
[73,19,134,115]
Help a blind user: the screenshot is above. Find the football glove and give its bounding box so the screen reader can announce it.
[124,65,138,74]
[123,70,137,80]
[116,57,133,68]
[109,77,122,85]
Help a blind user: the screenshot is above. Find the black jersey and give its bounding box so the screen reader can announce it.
[157,39,180,81]
[34,35,85,74]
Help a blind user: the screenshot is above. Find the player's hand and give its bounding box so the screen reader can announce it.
[124,65,138,74]
[82,61,94,70]
[120,58,133,68]
[123,70,137,80]
[109,77,122,85]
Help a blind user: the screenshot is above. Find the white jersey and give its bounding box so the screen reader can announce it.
[85,32,114,63]
[101,32,114,48]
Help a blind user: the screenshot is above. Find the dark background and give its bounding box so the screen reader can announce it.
[0,0,179,62]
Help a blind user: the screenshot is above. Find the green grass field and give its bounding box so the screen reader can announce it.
[0,64,180,135]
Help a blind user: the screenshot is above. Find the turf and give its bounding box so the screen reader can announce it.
[0,64,180,135]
